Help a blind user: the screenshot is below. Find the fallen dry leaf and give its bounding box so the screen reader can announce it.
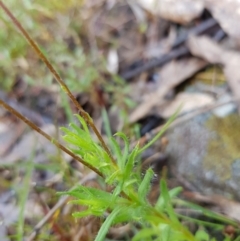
[127,0,147,24]
[204,0,240,41]
[160,92,214,118]
[129,57,207,123]
[158,0,204,24]
[137,0,204,24]
[187,35,222,64]
[138,0,240,38]
[188,35,240,111]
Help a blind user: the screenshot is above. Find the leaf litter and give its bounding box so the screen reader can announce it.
[1,0,240,240]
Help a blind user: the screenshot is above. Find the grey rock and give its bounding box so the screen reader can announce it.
[166,112,240,199]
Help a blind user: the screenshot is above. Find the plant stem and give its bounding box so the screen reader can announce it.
[0,99,103,177]
[0,1,116,167]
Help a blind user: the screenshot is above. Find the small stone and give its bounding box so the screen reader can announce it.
[166,112,240,199]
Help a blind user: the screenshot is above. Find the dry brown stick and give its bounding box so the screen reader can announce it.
[0,1,116,167]
[121,18,220,80]
[27,172,97,241]
[171,18,217,48]
[121,45,189,80]
[0,98,103,177]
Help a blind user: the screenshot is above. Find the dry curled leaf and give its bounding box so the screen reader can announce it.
[137,0,204,24]
[158,0,204,24]
[188,35,240,111]
[129,58,207,123]
[205,0,240,40]
[160,92,214,118]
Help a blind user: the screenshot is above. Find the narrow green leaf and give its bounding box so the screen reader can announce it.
[101,108,112,138]
[160,179,179,224]
[155,186,182,211]
[60,126,75,136]
[69,199,108,209]
[72,209,93,218]
[75,114,90,135]
[114,132,129,170]
[158,224,171,241]
[175,199,238,226]
[105,169,120,184]
[69,122,89,138]
[138,168,154,202]
[110,137,122,164]
[60,186,113,203]
[62,135,95,151]
[72,207,105,218]
[124,144,139,180]
[132,228,158,241]
[195,229,209,241]
[95,207,122,241]
[178,213,225,229]
[112,182,123,199]
[124,178,138,189]
[111,205,140,224]
[138,107,180,154]
[71,148,85,157]
[100,148,114,165]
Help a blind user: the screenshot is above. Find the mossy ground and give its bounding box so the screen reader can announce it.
[203,114,240,181]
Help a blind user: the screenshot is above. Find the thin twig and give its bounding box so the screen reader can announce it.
[171,18,218,48]
[0,98,103,177]
[27,172,97,241]
[0,1,116,167]
[121,45,189,79]
[121,18,219,80]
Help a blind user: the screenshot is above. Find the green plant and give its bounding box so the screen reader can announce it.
[0,2,240,241]
[60,111,194,241]
[15,151,35,241]
[59,112,240,241]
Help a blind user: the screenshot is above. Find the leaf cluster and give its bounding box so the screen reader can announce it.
[60,112,197,241]
[60,110,240,241]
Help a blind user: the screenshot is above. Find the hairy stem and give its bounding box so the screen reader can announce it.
[0,1,116,167]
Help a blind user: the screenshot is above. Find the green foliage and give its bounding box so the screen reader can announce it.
[2,3,238,239]
[16,153,35,241]
[60,111,240,241]
[60,112,195,241]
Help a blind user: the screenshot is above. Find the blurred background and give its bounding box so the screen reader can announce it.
[1,0,240,240]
